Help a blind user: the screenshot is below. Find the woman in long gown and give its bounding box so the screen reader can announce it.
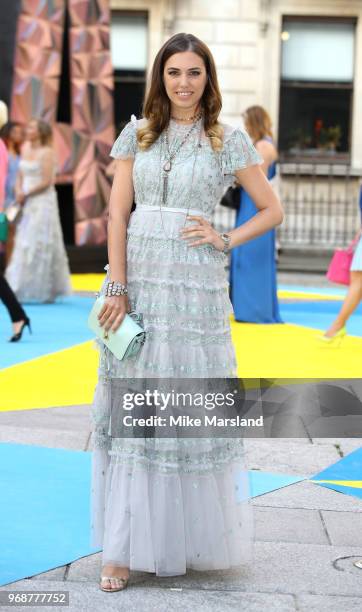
[4,119,72,303]
[90,33,284,592]
[230,106,282,323]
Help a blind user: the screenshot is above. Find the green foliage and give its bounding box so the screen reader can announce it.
[319,125,342,149]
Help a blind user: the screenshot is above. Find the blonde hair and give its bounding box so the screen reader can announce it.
[243,105,273,143]
[0,101,8,130]
[30,118,53,146]
[137,33,224,152]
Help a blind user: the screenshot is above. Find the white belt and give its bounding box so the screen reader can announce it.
[134,204,209,218]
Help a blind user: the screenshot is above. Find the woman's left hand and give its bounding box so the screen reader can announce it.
[180,215,225,251]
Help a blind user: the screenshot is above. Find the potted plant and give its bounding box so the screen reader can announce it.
[319,125,342,152]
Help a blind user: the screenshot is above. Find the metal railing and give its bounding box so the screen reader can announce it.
[213,162,362,250]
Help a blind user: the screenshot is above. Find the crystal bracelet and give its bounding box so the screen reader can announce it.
[106,281,128,296]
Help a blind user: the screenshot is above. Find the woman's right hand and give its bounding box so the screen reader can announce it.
[15,192,25,205]
[97,294,130,333]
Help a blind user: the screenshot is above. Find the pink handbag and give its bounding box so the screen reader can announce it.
[326,247,354,285]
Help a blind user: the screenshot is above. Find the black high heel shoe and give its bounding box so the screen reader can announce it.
[8,317,32,342]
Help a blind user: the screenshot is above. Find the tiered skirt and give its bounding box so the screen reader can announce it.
[90,207,254,576]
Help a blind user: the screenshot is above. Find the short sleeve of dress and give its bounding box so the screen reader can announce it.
[220,126,263,176]
[109,115,138,159]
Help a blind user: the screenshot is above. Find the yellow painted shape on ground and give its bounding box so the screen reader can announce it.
[1,320,362,411]
[277,290,343,302]
[312,480,362,488]
[231,319,362,379]
[0,342,99,411]
[70,275,345,301]
[71,274,105,292]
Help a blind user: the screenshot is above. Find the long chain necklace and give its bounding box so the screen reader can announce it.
[162,112,202,203]
[160,115,203,239]
[162,112,202,173]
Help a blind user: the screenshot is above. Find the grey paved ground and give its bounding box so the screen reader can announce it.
[1,273,361,611]
[277,271,334,287]
[0,404,361,612]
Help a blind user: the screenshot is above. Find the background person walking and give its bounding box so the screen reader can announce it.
[320,225,362,343]
[0,101,31,341]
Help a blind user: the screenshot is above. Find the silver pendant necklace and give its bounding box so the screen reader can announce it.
[162,112,202,174]
[159,116,203,239]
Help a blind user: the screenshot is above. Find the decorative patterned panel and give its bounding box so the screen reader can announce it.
[10,0,115,246]
[68,0,114,245]
[11,0,65,125]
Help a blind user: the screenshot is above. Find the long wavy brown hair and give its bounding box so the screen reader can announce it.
[242,106,273,143]
[138,33,224,152]
[0,121,23,154]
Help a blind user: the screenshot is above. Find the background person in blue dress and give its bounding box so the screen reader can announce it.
[230,105,283,323]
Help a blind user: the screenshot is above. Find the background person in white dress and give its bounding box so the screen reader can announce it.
[5,118,72,303]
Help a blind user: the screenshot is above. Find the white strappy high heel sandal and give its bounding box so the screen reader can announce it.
[99,573,129,592]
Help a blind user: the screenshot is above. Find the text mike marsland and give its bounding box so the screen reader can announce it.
[122,415,264,427]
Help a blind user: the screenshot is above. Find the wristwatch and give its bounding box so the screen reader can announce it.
[219,233,231,254]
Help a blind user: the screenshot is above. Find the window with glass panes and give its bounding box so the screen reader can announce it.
[110,11,148,132]
[278,17,355,160]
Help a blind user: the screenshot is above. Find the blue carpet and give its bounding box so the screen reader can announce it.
[313,484,362,500]
[0,442,306,586]
[0,443,100,587]
[236,470,305,502]
[280,301,362,337]
[311,447,362,501]
[0,296,94,369]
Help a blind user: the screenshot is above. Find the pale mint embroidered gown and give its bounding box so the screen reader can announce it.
[90,115,263,576]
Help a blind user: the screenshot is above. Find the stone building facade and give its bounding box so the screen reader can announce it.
[109,0,362,251]
[110,0,362,168]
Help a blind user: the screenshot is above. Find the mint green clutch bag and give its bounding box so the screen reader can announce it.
[87,294,146,360]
